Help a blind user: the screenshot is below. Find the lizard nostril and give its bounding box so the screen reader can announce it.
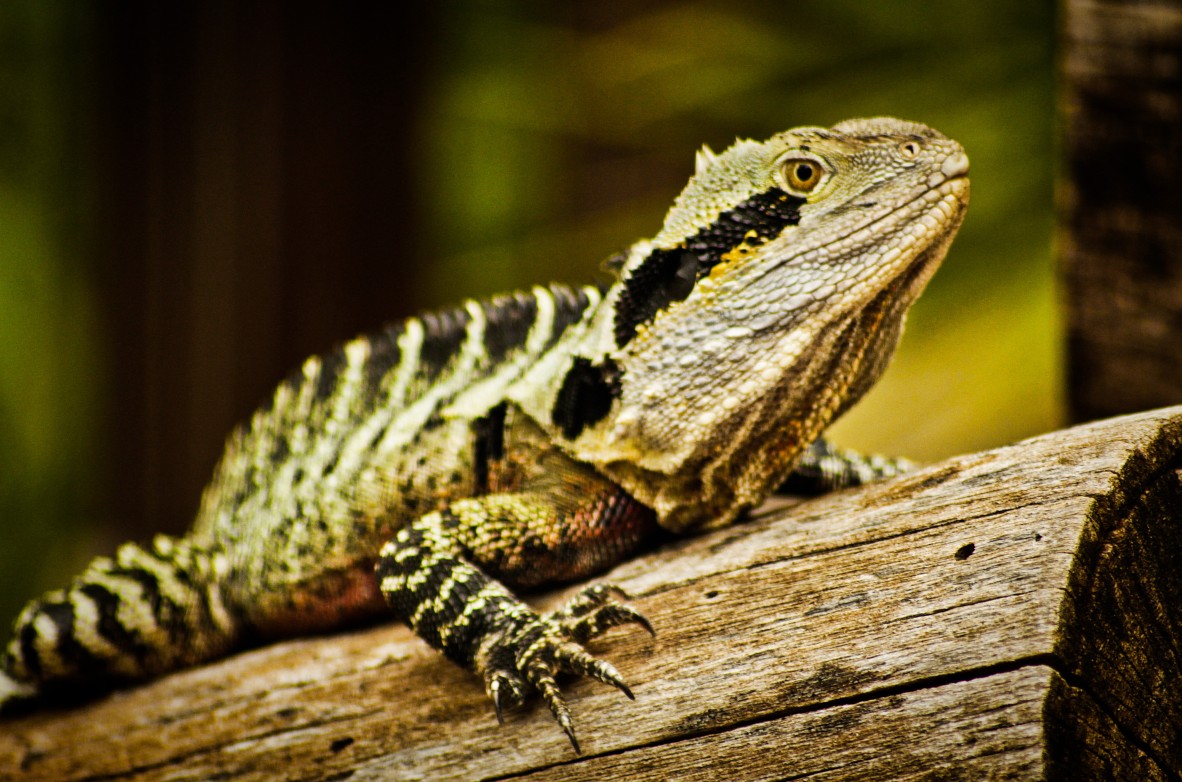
[942,150,970,178]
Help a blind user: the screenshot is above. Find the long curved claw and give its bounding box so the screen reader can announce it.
[554,587,655,643]
[588,658,634,700]
[486,669,526,725]
[533,670,580,754]
[607,604,656,637]
[491,677,509,725]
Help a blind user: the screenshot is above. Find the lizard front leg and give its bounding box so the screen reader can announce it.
[375,475,658,752]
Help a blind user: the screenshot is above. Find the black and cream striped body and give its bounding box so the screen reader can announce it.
[195,284,615,635]
[5,284,613,682]
[3,118,969,751]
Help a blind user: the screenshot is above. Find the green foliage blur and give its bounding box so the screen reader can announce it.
[0,2,1057,631]
[0,5,104,633]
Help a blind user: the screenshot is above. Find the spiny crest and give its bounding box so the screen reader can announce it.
[613,134,788,284]
[693,144,716,175]
[653,136,777,254]
[691,136,764,178]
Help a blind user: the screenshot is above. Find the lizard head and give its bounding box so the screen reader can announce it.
[614,117,970,353]
[547,118,969,530]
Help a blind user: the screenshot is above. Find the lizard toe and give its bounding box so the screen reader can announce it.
[524,663,580,753]
[549,584,654,643]
[486,669,527,724]
[544,638,635,699]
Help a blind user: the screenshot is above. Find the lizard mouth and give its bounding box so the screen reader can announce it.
[858,173,969,280]
[858,174,969,262]
[861,175,969,320]
[760,172,970,284]
[751,173,969,322]
[901,175,969,281]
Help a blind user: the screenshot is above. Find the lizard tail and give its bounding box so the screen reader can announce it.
[2,534,239,706]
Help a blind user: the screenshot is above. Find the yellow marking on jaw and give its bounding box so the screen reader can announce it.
[717,229,771,268]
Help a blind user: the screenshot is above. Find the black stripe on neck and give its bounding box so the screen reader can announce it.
[551,357,621,440]
[614,188,804,347]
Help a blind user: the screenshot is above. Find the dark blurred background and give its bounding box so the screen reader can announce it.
[0,2,1057,629]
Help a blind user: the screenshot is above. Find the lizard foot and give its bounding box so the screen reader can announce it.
[479,583,653,753]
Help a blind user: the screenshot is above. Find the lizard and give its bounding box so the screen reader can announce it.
[0,116,969,753]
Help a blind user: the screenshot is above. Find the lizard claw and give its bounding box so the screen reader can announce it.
[531,668,580,753]
[489,672,525,725]
[476,583,651,751]
[589,659,634,700]
[551,583,655,642]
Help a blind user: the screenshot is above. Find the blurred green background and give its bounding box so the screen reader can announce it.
[0,3,1058,632]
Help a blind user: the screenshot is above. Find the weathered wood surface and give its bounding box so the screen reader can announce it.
[3,406,1182,781]
[1061,0,1182,422]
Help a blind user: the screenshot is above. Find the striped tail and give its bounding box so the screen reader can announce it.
[2,534,239,705]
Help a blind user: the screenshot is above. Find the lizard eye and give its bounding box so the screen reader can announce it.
[779,157,826,195]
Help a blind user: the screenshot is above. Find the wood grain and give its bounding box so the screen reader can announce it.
[3,406,1182,780]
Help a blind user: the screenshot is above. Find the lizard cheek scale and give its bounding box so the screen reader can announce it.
[0,117,969,753]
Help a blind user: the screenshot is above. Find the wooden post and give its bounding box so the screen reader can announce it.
[3,407,1181,780]
[1061,0,1182,422]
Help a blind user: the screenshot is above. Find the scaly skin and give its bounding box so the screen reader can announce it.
[1,117,969,752]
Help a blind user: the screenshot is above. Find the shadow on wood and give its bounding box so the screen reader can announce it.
[2,407,1181,780]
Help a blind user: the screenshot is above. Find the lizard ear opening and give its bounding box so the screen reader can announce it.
[601,250,628,277]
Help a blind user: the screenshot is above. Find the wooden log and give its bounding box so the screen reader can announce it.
[3,406,1182,781]
[1060,0,1182,422]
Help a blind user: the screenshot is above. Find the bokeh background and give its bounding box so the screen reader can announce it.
[0,2,1057,632]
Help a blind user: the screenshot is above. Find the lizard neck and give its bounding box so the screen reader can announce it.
[581,243,926,532]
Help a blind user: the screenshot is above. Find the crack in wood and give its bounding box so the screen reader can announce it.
[485,655,1062,782]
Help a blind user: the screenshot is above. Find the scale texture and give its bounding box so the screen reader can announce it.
[0,117,969,751]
